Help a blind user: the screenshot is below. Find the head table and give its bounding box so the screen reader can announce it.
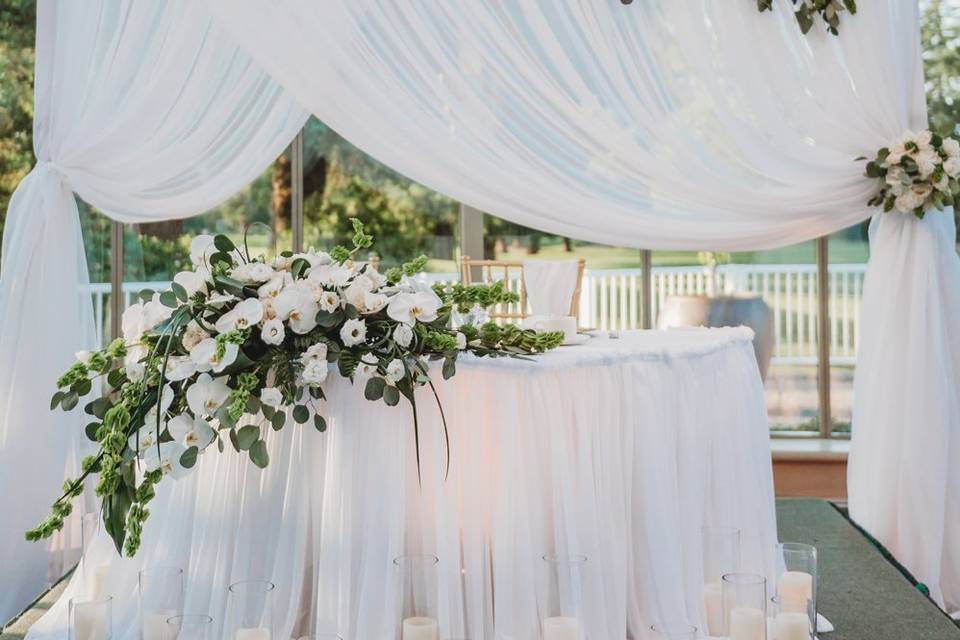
[26,327,777,640]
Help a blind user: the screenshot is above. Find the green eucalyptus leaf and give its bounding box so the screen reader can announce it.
[365,377,386,401]
[85,422,101,442]
[228,428,240,452]
[314,414,327,432]
[171,282,189,302]
[293,405,310,424]
[50,390,65,411]
[250,440,270,469]
[139,289,156,302]
[179,446,199,469]
[61,392,79,411]
[383,385,400,406]
[270,411,286,431]
[236,424,260,451]
[442,358,456,380]
[159,291,179,308]
[214,235,236,252]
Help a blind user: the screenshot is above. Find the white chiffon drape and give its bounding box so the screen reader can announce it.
[26,329,777,639]
[0,0,307,620]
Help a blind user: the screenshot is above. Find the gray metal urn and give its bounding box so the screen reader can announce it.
[657,295,774,380]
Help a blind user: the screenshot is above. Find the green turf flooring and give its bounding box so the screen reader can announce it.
[777,499,960,640]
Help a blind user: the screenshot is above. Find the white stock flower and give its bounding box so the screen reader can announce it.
[231,261,275,284]
[302,360,329,385]
[174,270,208,298]
[181,320,208,351]
[363,292,388,314]
[186,373,231,418]
[387,291,442,325]
[215,298,265,334]
[302,342,328,363]
[319,291,340,313]
[385,359,405,384]
[190,338,239,373]
[393,323,414,348]
[168,414,215,450]
[943,137,960,158]
[257,272,292,300]
[190,235,216,267]
[142,441,191,479]
[260,387,283,408]
[261,318,285,345]
[456,332,468,350]
[340,318,367,346]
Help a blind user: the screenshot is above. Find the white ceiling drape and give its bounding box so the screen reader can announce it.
[0,0,307,620]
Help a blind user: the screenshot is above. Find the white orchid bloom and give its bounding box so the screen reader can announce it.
[296,279,325,303]
[261,318,285,346]
[190,235,216,267]
[190,338,239,373]
[164,355,198,382]
[127,424,160,454]
[343,277,373,309]
[257,272,293,300]
[181,320,209,351]
[142,441,191,480]
[173,270,208,298]
[274,289,319,334]
[387,291,441,325]
[363,268,387,290]
[206,292,236,308]
[456,332,468,350]
[260,387,284,408]
[186,373,231,418]
[307,264,351,287]
[125,360,146,383]
[340,318,367,347]
[363,292,388,315]
[215,298,264,334]
[168,414,215,450]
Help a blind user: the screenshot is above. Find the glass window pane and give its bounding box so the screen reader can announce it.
[302,116,458,272]
[78,200,112,348]
[652,244,821,436]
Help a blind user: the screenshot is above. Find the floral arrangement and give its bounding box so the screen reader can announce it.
[756,0,856,36]
[28,220,564,556]
[861,129,960,218]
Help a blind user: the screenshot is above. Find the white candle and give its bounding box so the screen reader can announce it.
[143,608,176,640]
[542,616,580,640]
[778,571,813,613]
[91,563,109,598]
[401,616,438,640]
[774,612,811,640]
[73,606,108,640]
[728,606,765,640]
[703,581,723,636]
[235,628,271,640]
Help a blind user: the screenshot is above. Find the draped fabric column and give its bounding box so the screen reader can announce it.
[204,0,960,606]
[0,0,307,620]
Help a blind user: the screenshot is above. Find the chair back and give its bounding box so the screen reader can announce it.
[459,257,586,323]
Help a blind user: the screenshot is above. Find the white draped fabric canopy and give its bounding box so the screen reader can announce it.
[2,0,959,622]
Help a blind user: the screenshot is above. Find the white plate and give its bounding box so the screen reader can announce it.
[562,334,591,346]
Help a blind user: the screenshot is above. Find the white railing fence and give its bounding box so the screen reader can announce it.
[88,263,866,366]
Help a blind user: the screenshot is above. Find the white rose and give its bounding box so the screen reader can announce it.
[231,261,275,284]
[215,298,264,334]
[261,318,285,346]
[354,354,379,381]
[944,157,960,178]
[915,148,941,178]
[394,323,414,348]
[340,318,368,347]
[260,387,283,408]
[385,359,405,384]
[302,360,328,385]
[886,142,906,166]
[173,270,208,298]
[181,320,208,351]
[319,291,341,313]
[456,332,468,350]
[914,130,933,150]
[302,342,328,363]
[943,137,960,158]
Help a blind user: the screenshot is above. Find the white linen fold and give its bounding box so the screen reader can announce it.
[523,260,580,317]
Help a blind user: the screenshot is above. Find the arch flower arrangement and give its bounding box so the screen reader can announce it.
[28,219,563,556]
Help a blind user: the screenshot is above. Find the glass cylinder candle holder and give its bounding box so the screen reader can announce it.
[164,614,213,640]
[139,566,184,640]
[538,554,588,640]
[650,623,697,639]
[70,595,112,640]
[771,596,813,640]
[226,580,275,640]
[776,542,817,633]
[722,573,767,640]
[702,526,740,636]
[394,555,440,640]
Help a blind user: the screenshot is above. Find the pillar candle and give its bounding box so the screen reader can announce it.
[542,616,580,640]
[235,628,271,640]
[774,612,810,640]
[777,571,813,613]
[401,616,438,640]
[728,606,765,640]
[73,606,108,640]
[703,581,723,636]
[91,564,109,598]
[142,608,176,640]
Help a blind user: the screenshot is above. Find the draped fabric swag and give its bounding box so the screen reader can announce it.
[1,0,958,621]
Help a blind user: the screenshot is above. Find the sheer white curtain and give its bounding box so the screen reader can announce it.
[0,0,306,620]
[204,0,960,607]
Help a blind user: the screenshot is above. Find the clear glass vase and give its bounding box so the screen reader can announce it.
[394,555,440,640]
[649,624,697,640]
[771,595,813,640]
[70,595,112,640]
[702,526,740,637]
[538,554,588,640]
[164,614,213,640]
[226,580,275,639]
[721,573,767,640]
[776,542,817,634]
[139,566,183,640]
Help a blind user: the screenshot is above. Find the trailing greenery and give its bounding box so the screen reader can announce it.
[431,281,520,314]
[755,0,857,36]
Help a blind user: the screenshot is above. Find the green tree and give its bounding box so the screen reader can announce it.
[0,0,35,241]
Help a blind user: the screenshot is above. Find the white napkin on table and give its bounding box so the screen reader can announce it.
[523,259,579,316]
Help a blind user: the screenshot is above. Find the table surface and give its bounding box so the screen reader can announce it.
[777,499,960,640]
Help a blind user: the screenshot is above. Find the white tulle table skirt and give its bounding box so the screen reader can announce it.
[27,327,777,640]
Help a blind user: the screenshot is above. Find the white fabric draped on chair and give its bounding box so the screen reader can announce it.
[1,0,959,621]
